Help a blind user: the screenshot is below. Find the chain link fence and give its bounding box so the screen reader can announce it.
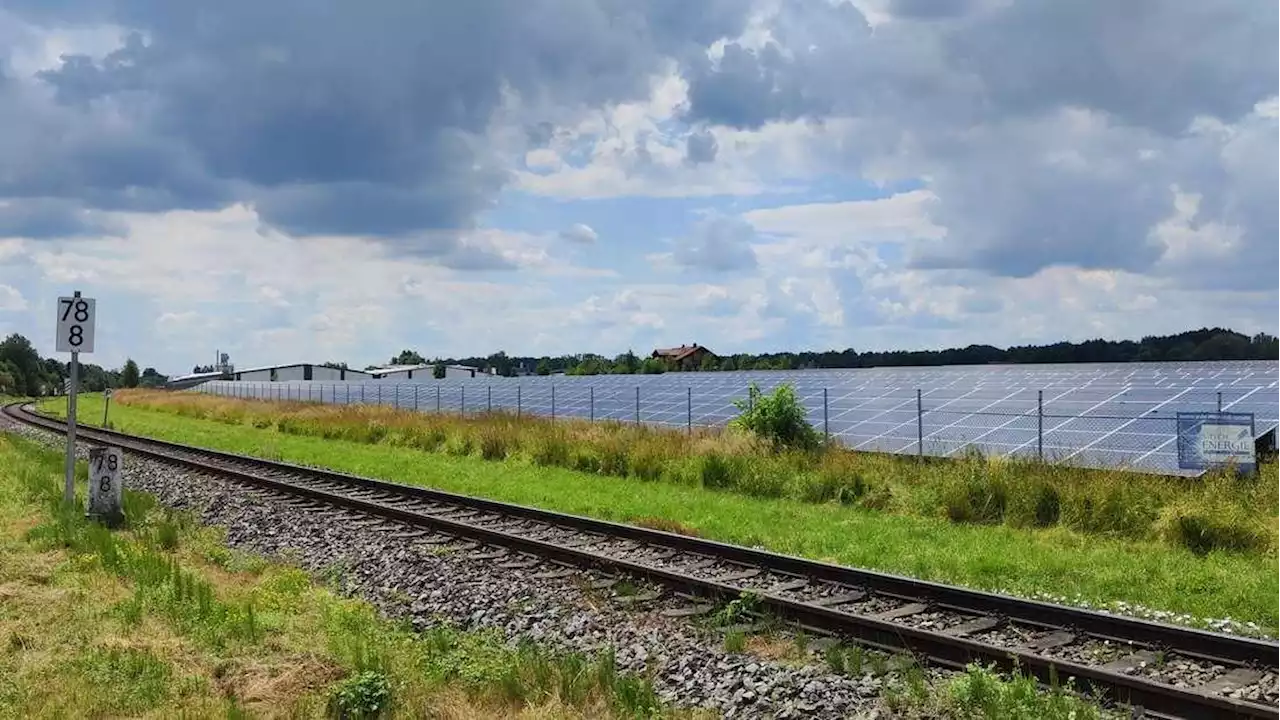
[195,380,1274,474]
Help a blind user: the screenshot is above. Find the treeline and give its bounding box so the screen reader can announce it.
[0,333,165,396]
[388,328,1278,377]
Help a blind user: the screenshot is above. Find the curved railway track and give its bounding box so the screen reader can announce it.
[5,402,1276,719]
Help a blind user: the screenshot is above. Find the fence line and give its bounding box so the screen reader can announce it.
[194,381,1271,473]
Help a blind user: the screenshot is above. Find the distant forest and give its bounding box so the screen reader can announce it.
[388,327,1280,377]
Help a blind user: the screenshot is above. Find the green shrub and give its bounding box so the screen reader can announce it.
[730,383,821,452]
[596,436,629,476]
[327,670,391,719]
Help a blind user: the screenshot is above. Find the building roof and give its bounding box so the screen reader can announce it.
[652,343,712,361]
[168,370,226,382]
[234,363,370,375]
[368,363,433,376]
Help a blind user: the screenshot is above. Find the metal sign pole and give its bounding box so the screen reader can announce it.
[64,350,79,505]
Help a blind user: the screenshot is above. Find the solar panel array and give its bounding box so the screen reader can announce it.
[197,360,1278,475]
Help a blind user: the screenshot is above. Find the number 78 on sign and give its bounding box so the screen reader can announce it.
[56,296,96,354]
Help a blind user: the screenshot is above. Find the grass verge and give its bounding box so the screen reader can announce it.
[0,432,693,719]
[110,389,1280,558]
[31,392,1280,634]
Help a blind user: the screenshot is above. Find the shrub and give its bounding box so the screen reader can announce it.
[327,670,391,719]
[730,383,821,452]
[596,435,629,476]
[1004,477,1061,528]
[628,445,666,482]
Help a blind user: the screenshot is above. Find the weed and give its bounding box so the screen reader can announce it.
[327,670,391,719]
[712,591,762,627]
[723,630,746,653]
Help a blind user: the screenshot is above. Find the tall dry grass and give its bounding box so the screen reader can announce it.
[114,389,1279,556]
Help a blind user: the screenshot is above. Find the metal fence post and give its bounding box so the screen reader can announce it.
[360,384,365,404]
[1037,390,1044,462]
[488,385,492,413]
[436,385,441,412]
[551,385,556,421]
[687,387,692,433]
[747,386,753,413]
[916,389,924,460]
[1217,391,1223,413]
[377,384,382,405]
[346,384,350,404]
[823,388,829,439]
[414,385,419,411]
[635,386,640,425]
[590,386,594,422]
[461,386,465,416]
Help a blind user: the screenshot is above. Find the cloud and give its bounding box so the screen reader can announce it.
[1,0,755,247]
[684,128,719,164]
[0,198,126,239]
[560,223,598,244]
[670,214,759,272]
[679,0,1278,285]
[0,284,27,311]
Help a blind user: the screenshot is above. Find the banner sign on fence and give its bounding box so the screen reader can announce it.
[1176,412,1256,474]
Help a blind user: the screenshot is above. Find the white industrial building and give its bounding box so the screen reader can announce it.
[368,364,490,381]
[232,363,371,382]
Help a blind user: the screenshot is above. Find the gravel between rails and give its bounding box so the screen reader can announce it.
[2,420,945,719]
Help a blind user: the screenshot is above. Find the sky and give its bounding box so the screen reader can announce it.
[0,0,1275,376]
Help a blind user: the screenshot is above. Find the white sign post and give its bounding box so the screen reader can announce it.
[56,292,96,506]
[88,446,124,527]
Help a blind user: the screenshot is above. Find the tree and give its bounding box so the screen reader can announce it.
[535,359,552,376]
[699,353,719,371]
[0,333,49,396]
[433,363,446,379]
[391,349,426,366]
[121,359,140,388]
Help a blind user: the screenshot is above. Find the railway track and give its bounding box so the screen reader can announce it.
[6,402,1276,719]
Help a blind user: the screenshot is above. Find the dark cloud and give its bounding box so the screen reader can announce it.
[672,215,758,272]
[1,0,752,252]
[0,198,125,238]
[680,0,1277,287]
[684,128,719,165]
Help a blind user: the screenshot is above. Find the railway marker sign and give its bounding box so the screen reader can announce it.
[1176,411,1257,475]
[88,446,124,527]
[55,291,96,505]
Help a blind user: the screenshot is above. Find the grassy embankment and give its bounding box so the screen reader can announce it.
[35,390,1280,634]
[0,432,696,718]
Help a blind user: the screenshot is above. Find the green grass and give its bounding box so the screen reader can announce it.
[37,393,1280,634]
[0,432,698,719]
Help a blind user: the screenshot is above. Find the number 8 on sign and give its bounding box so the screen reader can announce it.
[55,296,96,354]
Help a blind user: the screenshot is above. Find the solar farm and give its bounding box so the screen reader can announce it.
[195,360,1279,475]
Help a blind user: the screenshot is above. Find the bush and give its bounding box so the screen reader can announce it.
[730,383,820,452]
[328,670,391,719]
[531,431,571,467]
[477,426,513,461]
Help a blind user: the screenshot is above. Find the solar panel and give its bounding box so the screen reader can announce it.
[198,360,1278,475]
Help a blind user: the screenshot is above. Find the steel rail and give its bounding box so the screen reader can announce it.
[6,402,1276,720]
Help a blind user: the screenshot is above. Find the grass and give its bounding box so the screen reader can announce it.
[0,432,699,719]
[33,391,1280,634]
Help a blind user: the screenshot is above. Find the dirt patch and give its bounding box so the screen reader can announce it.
[215,654,346,714]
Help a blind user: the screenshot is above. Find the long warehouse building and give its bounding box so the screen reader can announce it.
[233,363,371,382]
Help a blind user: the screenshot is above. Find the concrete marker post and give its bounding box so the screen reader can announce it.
[87,446,124,528]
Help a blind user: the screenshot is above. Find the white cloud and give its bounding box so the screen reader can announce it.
[559,223,598,244]
[0,284,26,311]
